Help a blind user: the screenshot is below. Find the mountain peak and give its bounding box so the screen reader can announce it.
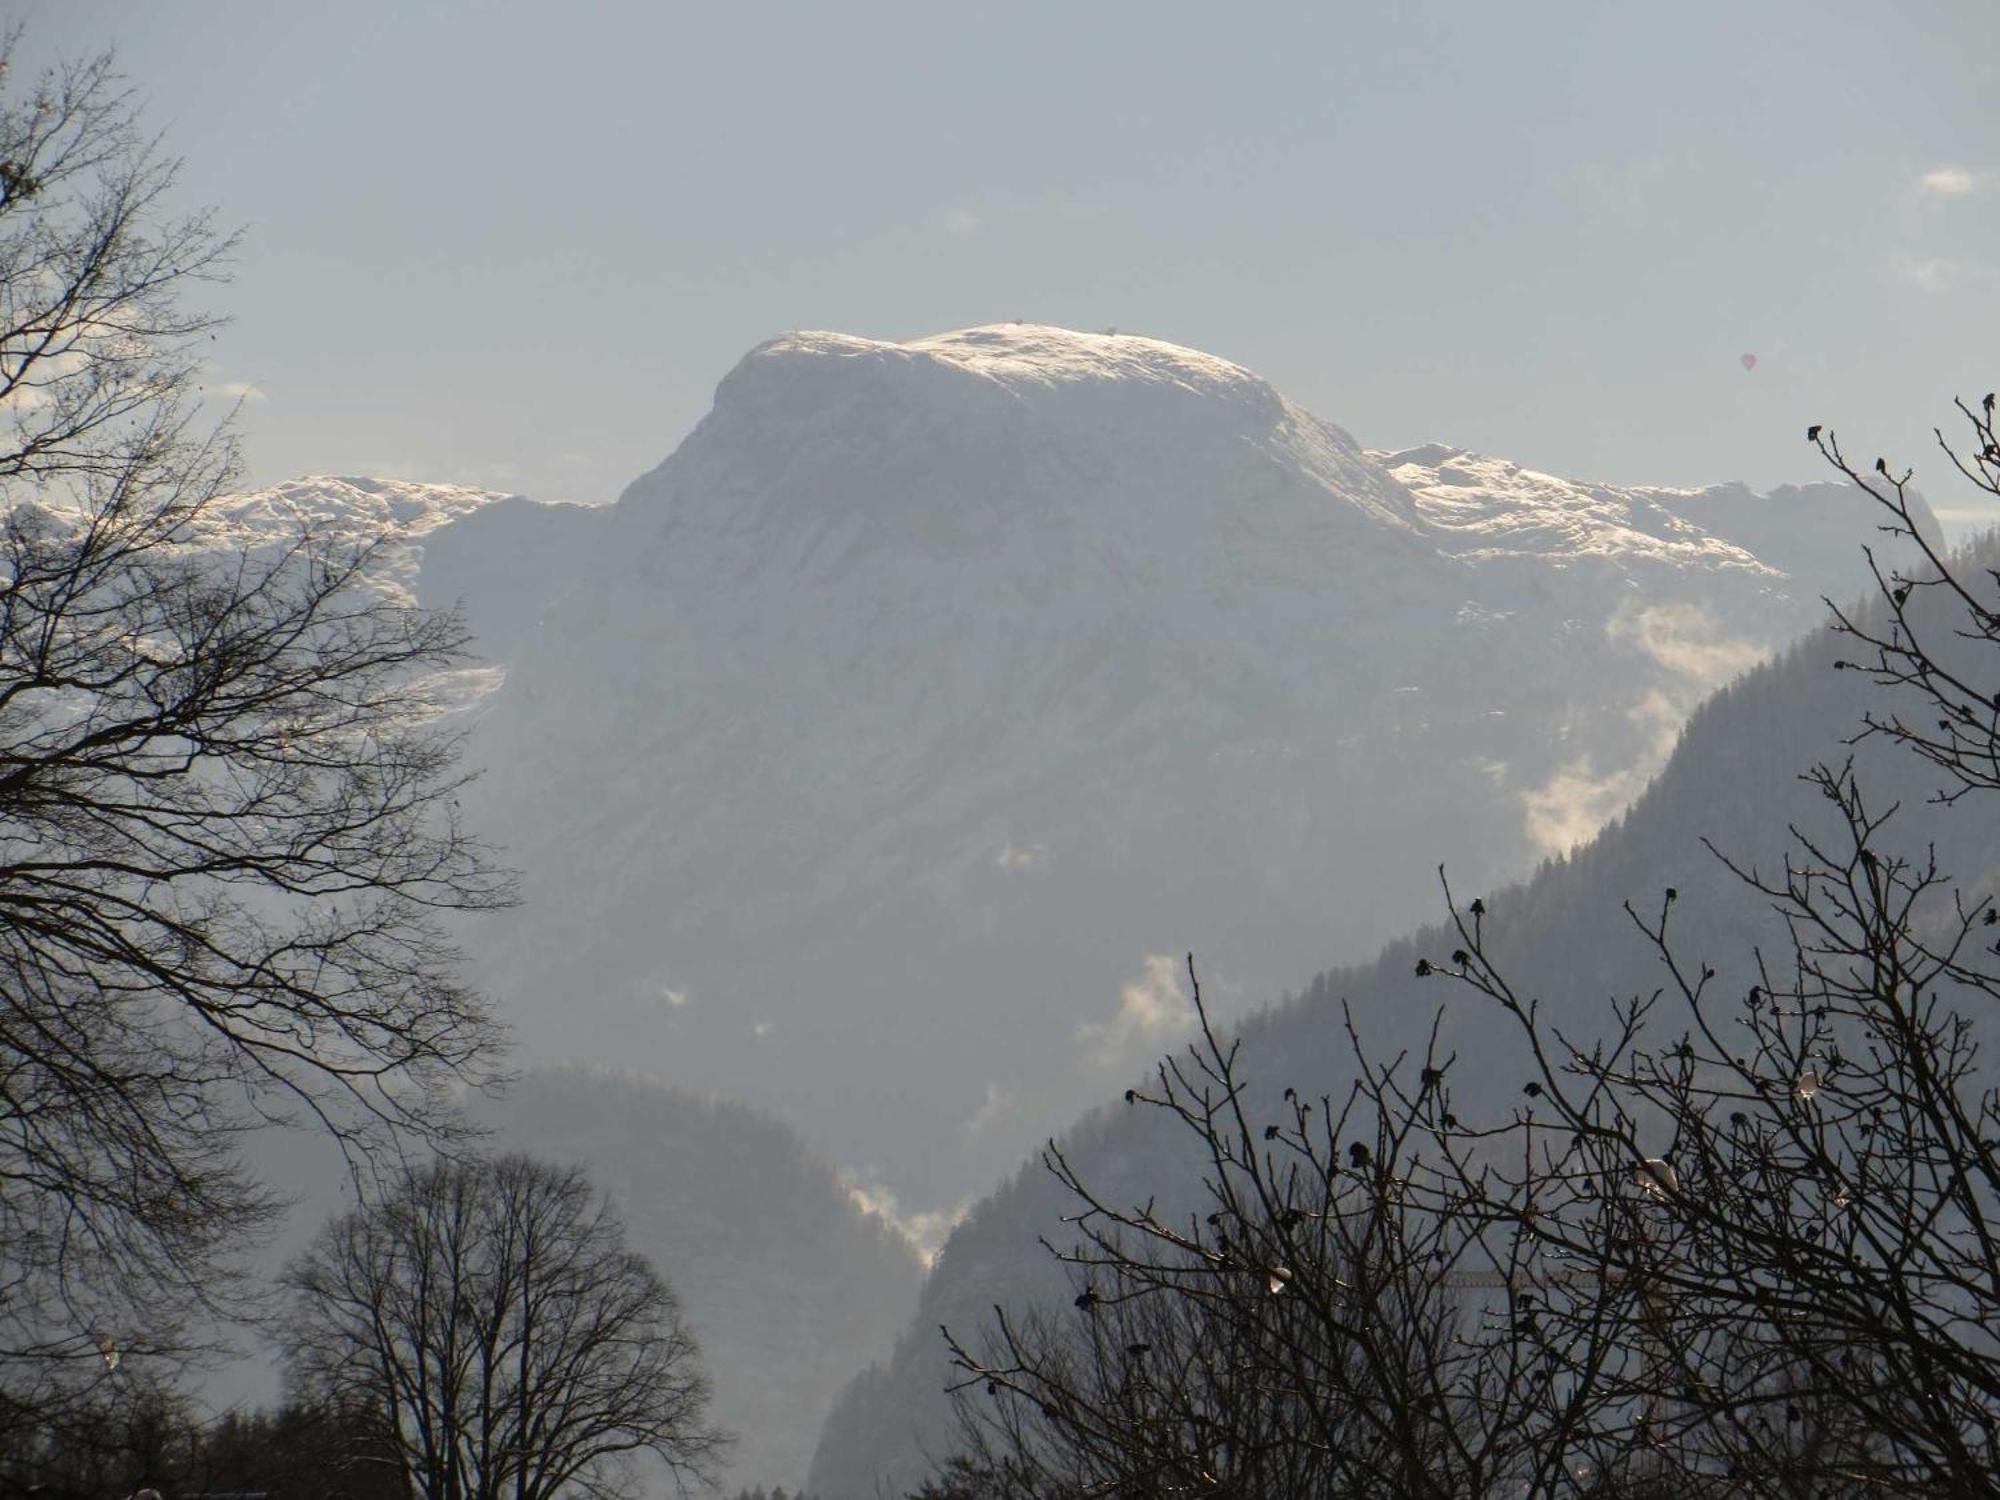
[628,322,1426,551]
[741,323,1276,401]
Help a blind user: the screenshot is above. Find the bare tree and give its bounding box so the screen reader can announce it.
[1816,396,2000,803]
[1394,406,2000,1494]
[1404,772,2000,1492]
[940,398,2000,1498]
[0,35,510,1420]
[284,1155,728,1500]
[942,968,1636,1499]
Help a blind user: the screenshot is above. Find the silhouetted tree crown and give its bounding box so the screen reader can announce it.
[0,30,510,1425]
[285,1154,727,1500]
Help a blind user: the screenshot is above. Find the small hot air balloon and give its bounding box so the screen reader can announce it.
[1740,353,1758,372]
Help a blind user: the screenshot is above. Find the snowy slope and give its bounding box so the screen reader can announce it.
[184,473,604,707]
[1382,442,1939,585]
[423,324,1922,1219]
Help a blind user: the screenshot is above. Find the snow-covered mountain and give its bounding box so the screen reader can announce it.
[337,323,1920,1222]
[186,328,1943,1485]
[189,327,1928,1224]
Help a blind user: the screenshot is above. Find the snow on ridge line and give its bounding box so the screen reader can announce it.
[657,321,1429,543]
[1374,444,1784,573]
[733,323,1275,399]
[183,476,566,615]
[1373,444,1777,504]
[206,474,528,542]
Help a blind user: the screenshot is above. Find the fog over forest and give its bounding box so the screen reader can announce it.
[6,7,2000,1500]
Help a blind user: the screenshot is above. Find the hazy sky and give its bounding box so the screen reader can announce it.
[25,2,2000,528]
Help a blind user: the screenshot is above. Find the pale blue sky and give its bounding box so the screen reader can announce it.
[26,2,2000,529]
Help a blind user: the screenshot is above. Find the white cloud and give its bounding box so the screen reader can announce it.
[943,206,982,237]
[1918,164,1984,196]
[1607,600,1765,687]
[840,1172,967,1265]
[964,1080,1018,1139]
[653,984,689,1009]
[1522,750,1656,856]
[201,361,269,404]
[1521,604,1766,856]
[750,1020,773,1038]
[1076,953,1197,1070]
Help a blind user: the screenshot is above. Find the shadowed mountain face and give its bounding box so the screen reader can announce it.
[804,536,2000,1499]
[427,324,1925,1218]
